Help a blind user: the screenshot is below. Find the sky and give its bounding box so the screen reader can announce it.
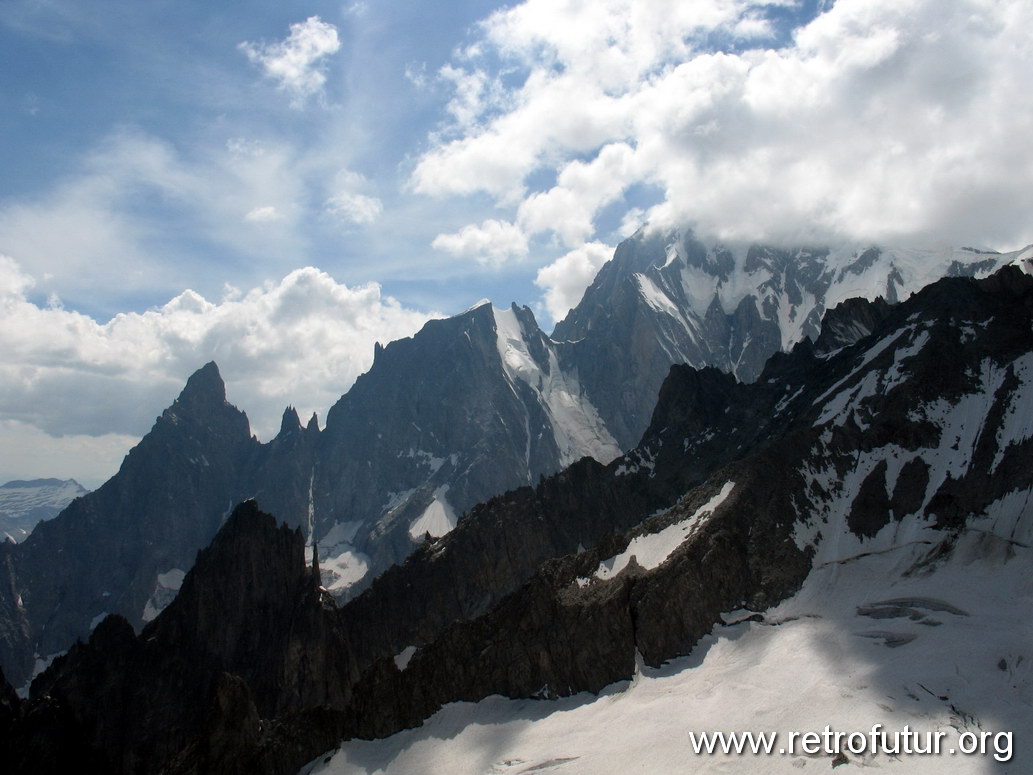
[2,0,1032,488]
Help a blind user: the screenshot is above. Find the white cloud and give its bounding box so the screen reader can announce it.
[0,255,439,471]
[517,142,639,247]
[240,16,342,107]
[412,0,1033,279]
[618,207,647,237]
[244,205,283,223]
[326,193,383,224]
[324,169,383,224]
[438,63,508,132]
[432,219,529,265]
[534,241,615,323]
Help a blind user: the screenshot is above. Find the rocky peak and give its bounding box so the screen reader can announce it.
[276,406,302,438]
[10,500,348,773]
[976,262,1033,298]
[149,361,252,448]
[548,229,1031,451]
[813,296,893,353]
[2,363,261,682]
[148,500,311,657]
[166,362,226,417]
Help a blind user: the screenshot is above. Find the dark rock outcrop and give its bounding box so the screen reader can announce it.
[4,501,349,774]
[813,296,892,353]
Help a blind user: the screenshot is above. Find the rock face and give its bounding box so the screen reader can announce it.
[0,479,89,543]
[313,301,620,593]
[0,546,31,697]
[5,267,1033,774]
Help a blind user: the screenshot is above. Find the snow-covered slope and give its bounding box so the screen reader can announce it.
[313,536,1031,774]
[0,479,88,542]
[494,305,619,469]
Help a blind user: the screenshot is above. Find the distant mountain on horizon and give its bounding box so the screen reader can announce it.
[0,478,89,544]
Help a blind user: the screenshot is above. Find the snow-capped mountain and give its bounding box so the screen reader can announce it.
[310,263,1033,772]
[313,235,1029,592]
[0,479,88,543]
[557,229,1033,448]
[4,265,1030,774]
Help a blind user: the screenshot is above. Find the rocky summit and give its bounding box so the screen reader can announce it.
[3,265,1032,773]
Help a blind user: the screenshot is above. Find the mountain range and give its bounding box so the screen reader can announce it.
[2,258,1031,772]
[0,229,1029,698]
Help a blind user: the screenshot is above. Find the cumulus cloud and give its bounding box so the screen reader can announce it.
[535,241,615,323]
[517,142,639,247]
[0,255,439,474]
[413,0,1033,277]
[240,16,341,107]
[432,219,529,265]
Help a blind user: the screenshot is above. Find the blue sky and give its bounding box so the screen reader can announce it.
[2,0,1032,487]
[0,0,531,318]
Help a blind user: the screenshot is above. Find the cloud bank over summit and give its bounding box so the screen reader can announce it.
[422,0,1033,306]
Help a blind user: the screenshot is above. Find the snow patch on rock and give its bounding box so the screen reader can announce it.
[593,482,735,581]
[409,485,458,540]
[142,567,187,623]
[494,306,621,467]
